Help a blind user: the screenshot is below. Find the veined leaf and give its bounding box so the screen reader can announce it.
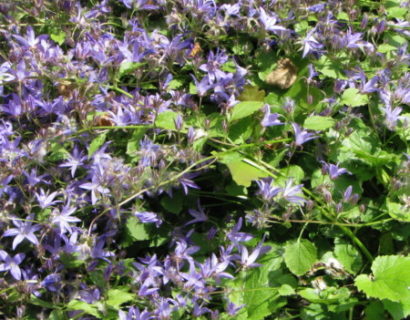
[229,101,264,122]
[355,255,410,303]
[284,239,317,276]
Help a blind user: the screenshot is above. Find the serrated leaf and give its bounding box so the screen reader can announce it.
[50,31,66,45]
[66,300,100,318]
[334,241,362,274]
[340,88,369,107]
[219,154,268,187]
[106,288,135,309]
[126,216,150,241]
[355,255,410,303]
[284,239,317,276]
[304,116,335,131]
[384,299,410,320]
[88,133,107,158]
[316,56,347,79]
[238,85,266,102]
[386,199,410,221]
[119,61,144,77]
[48,310,65,320]
[126,127,147,156]
[167,78,184,90]
[227,244,286,320]
[229,101,264,122]
[160,193,183,214]
[155,111,179,130]
[59,252,85,269]
[30,295,56,309]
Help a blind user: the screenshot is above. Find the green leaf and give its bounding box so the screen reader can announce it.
[106,288,135,309]
[278,165,305,184]
[340,88,369,107]
[118,61,144,77]
[66,300,100,318]
[59,252,85,269]
[126,127,147,156]
[284,239,317,276]
[385,0,408,18]
[48,310,66,320]
[384,299,410,320]
[299,287,351,304]
[334,240,363,274]
[30,295,56,309]
[229,101,264,122]
[161,192,183,214]
[48,142,70,162]
[88,132,107,158]
[167,78,184,90]
[238,85,266,102]
[219,154,269,187]
[386,199,410,221]
[304,116,336,131]
[316,56,347,79]
[355,255,410,303]
[50,30,66,45]
[227,244,287,320]
[155,111,179,130]
[365,301,386,320]
[126,216,150,241]
[228,117,256,144]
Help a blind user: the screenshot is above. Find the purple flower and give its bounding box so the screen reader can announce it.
[301,29,324,58]
[59,147,87,178]
[135,211,163,227]
[119,307,153,320]
[258,8,287,34]
[227,218,253,244]
[321,162,351,179]
[0,250,25,280]
[41,273,62,292]
[3,215,41,249]
[227,302,245,316]
[292,123,318,146]
[51,204,81,234]
[199,50,228,82]
[281,179,306,204]
[382,105,403,130]
[237,241,271,269]
[256,178,281,201]
[191,75,214,97]
[185,205,208,226]
[138,138,161,167]
[35,188,61,209]
[79,180,110,205]
[261,105,283,127]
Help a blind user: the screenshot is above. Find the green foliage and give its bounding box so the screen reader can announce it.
[284,239,317,276]
[229,101,264,122]
[340,88,369,107]
[88,132,107,158]
[355,256,410,303]
[303,116,335,131]
[227,245,294,320]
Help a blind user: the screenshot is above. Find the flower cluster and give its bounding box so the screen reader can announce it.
[0,0,409,319]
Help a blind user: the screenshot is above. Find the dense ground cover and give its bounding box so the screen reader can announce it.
[0,0,409,319]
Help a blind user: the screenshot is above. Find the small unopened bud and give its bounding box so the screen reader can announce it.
[323,189,333,203]
[359,204,366,213]
[174,115,183,131]
[335,202,343,214]
[306,200,315,211]
[360,14,368,29]
[350,194,359,205]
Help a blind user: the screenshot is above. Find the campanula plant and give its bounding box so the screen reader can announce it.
[0,0,409,319]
